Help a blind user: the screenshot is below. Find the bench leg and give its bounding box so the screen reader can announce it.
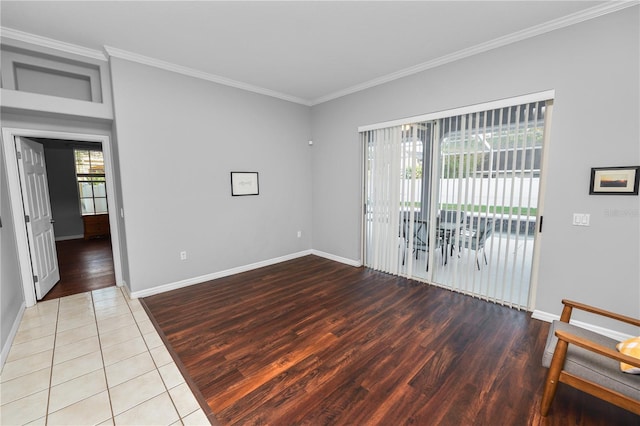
[541,338,568,416]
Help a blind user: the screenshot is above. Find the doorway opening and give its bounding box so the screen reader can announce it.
[42,238,115,300]
[2,127,123,307]
[34,137,116,300]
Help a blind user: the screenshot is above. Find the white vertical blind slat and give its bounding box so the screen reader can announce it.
[366,126,404,275]
[505,105,523,308]
[498,106,516,305]
[477,110,491,300]
[514,104,532,306]
[491,107,506,304]
[427,122,439,282]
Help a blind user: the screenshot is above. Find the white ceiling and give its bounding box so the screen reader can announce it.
[0,1,628,105]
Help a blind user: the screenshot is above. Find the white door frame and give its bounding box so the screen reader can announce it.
[2,127,124,307]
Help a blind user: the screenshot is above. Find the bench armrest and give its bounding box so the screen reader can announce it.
[560,299,640,327]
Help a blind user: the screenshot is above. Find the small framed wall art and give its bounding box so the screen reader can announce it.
[230,172,259,196]
[589,166,640,195]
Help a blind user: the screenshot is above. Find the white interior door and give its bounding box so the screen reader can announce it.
[15,136,60,299]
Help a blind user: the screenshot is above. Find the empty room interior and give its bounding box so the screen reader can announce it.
[1,2,639,425]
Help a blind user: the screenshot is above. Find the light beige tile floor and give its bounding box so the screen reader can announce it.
[0,287,211,426]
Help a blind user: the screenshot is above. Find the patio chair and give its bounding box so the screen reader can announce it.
[439,210,466,263]
[400,216,440,270]
[457,217,493,269]
[540,299,640,416]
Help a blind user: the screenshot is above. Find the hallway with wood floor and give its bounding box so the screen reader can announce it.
[43,238,115,301]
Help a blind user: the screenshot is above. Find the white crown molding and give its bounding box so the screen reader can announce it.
[2,1,636,106]
[104,46,312,106]
[0,27,107,61]
[309,1,640,106]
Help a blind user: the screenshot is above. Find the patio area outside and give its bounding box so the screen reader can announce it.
[402,228,534,309]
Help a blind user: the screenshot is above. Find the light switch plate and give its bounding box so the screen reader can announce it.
[573,213,590,226]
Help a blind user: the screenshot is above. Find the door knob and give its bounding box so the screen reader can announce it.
[50,219,56,224]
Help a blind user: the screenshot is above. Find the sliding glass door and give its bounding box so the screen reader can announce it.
[363,122,435,277]
[363,96,553,310]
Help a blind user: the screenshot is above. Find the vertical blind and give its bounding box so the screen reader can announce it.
[363,126,403,275]
[363,96,553,310]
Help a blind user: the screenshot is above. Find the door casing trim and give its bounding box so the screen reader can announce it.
[1,127,123,306]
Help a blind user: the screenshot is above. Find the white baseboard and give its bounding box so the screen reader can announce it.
[532,309,635,341]
[310,250,362,267]
[531,310,559,323]
[55,234,83,241]
[1,302,26,370]
[130,250,314,299]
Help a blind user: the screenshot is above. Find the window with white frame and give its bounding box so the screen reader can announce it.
[74,149,108,215]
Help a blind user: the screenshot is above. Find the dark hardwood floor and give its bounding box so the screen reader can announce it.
[142,255,639,425]
[42,238,116,301]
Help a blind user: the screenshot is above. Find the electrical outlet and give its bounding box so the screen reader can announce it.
[297,231,302,238]
[180,251,187,260]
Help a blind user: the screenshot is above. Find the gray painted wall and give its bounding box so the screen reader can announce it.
[110,58,312,293]
[1,145,25,352]
[43,145,84,238]
[310,7,639,332]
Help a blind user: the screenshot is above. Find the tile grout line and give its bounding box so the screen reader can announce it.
[5,289,203,425]
[44,298,61,426]
[116,288,156,420]
[45,294,106,423]
[92,290,117,425]
[140,296,218,425]
[128,288,185,423]
[94,287,181,423]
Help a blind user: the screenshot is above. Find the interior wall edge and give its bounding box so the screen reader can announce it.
[0,301,26,371]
